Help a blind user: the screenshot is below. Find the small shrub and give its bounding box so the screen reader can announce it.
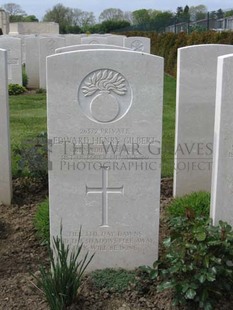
[14,132,48,182]
[148,218,233,309]
[33,226,94,310]
[167,191,210,221]
[34,198,49,244]
[91,268,136,292]
[22,64,28,88]
[8,83,26,95]
[36,88,46,94]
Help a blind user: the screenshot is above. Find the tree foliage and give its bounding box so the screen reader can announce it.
[43,3,72,33]
[1,2,39,22]
[152,11,174,31]
[176,5,190,22]
[189,5,208,21]
[99,8,125,22]
[2,2,26,16]
[210,9,224,19]
[103,19,130,31]
[10,14,39,22]
[131,9,174,32]
[72,9,95,31]
[224,9,233,17]
[43,3,95,33]
[23,15,39,22]
[132,9,151,25]
[123,11,133,23]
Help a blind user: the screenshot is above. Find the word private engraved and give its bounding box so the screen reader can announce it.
[78,69,132,123]
[86,166,124,227]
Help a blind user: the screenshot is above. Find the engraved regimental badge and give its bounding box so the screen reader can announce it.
[131,40,144,52]
[78,69,132,123]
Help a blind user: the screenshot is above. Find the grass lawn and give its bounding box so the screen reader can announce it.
[9,93,47,176]
[162,75,176,177]
[9,75,176,178]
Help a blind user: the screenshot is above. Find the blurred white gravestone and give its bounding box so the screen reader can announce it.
[39,37,65,89]
[64,34,82,46]
[25,36,40,88]
[55,44,130,54]
[0,37,22,85]
[124,37,151,53]
[47,49,163,270]
[107,35,126,46]
[211,54,233,226]
[0,49,12,205]
[174,44,233,197]
[81,36,107,45]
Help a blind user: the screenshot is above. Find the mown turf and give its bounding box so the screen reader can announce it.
[162,75,176,177]
[9,93,47,175]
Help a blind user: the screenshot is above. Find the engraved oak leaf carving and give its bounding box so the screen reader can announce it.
[82,70,127,97]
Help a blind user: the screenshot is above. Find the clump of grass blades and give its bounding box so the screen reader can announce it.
[34,198,49,244]
[167,191,210,220]
[33,226,94,310]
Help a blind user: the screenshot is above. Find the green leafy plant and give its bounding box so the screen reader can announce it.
[167,191,210,221]
[36,88,46,94]
[22,64,28,88]
[14,132,48,182]
[91,268,136,292]
[149,217,233,309]
[34,198,49,244]
[8,83,26,95]
[33,226,94,310]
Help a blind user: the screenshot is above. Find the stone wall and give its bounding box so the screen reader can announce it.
[9,22,59,35]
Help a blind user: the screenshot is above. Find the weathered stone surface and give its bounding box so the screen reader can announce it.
[124,37,151,53]
[55,44,129,54]
[0,49,12,205]
[39,36,65,88]
[81,36,107,44]
[25,36,39,88]
[0,36,22,85]
[47,49,163,270]
[174,44,233,197]
[106,35,126,46]
[211,53,233,226]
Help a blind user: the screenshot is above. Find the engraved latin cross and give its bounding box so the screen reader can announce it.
[86,166,124,227]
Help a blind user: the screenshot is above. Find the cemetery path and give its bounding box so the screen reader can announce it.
[0,178,232,309]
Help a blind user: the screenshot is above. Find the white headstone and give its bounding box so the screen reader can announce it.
[47,49,163,270]
[64,34,82,46]
[0,36,22,85]
[211,53,233,226]
[39,37,65,89]
[107,35,126,46]
[25,36,40,88]
[0,49,12,205]
[124,37,151,53]
[81,36,107,45]
[9,34,28,64]
[174,44,233,197]
[55,44,130,54]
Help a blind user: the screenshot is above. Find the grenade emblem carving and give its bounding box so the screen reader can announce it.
[79,69,131,123]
